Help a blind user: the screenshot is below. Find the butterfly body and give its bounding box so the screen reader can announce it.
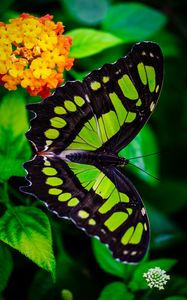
[22,42,163,263]
[65,150,128,166]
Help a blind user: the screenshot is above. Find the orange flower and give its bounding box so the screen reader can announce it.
[0,13,74,97]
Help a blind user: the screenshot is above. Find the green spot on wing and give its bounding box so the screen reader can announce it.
[109,92,127,126]
[50,117,67,128]
[119,192,129,202]
[58,193,71,202]
[64,100,77,112]
[68,162,100,191]
[68,116,102,150]
[48,188,62,195]
[94,174,114,198]
[91,81,101,90]
[89,218,96,225]
[118,74,138,100]
[54,106,66,115]
[104,212,128,232]
[145,65,156,92]
[137,62,147,85]
[126,111,136,123]
[45,129,59,139]
[121,226,134,245]
[136,98,142,106]
[68,198,79,207]
[98,117,107,142]
[42,167,57,176]
[74,96,85,107]
[129,222,143,244]
[99,189,119,214]
[102,76,109,83]
[100,111,120,139]
[46,177,63,186]
[78,210,89,219]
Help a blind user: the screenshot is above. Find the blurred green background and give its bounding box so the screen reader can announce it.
[0,0,187,300]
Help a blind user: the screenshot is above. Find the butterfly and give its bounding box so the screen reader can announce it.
[21,41,163,263]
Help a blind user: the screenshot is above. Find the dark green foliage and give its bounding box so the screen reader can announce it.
[0,0,187,299]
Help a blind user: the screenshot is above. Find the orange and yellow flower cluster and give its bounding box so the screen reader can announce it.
[0,13,74,97]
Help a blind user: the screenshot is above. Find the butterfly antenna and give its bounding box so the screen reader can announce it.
[128,162,160,181]
[128,151,164,160]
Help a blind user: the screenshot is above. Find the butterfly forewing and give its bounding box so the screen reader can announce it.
[26,42,163,154]
[22,42,163,263]
[83,41,163,152]
[26,81,97,153]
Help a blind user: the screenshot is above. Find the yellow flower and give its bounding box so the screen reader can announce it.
[38,32,57,51]
[30,57,52,79]
[0,13,74,97]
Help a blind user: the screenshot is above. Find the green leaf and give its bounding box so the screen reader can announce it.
[143,179,187,214]
[62,0,109,25]
[152,30,180,57]
[68,28,123,58]
[69,69,89,81]
[147,203,182,250]
[0,206,56,280]
[98,282,134,300]
[0,157,28,180]
[0,91,28,140]
[102,3,167,42]
[0,90,31,181]
[169,275,187,295]
[0,0,14,13]
[119,124,159,185]
[129,258,177,291]
[28,243,93,300]
[0,242,13,292]
[92,238,126,278]
[147,204,181,250]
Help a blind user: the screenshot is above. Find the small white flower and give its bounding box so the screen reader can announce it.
[143,267,170,290]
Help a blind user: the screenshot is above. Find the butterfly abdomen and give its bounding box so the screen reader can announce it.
[66,151,128,167]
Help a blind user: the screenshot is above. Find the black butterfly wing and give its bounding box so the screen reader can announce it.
[83,41,163,153]
[26,42,163,155]
[22,155,149,263]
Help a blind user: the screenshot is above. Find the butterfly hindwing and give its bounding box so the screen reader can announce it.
[22,156,149,263]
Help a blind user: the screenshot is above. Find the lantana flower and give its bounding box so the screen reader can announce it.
[143,267,170,290]
[0,13,74,97]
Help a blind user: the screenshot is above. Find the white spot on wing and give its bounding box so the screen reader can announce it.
[85,94,90,103]
[150,101,155,112]
[144,223,148,231]
[141,207,146,216]
[115,69,121,75]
